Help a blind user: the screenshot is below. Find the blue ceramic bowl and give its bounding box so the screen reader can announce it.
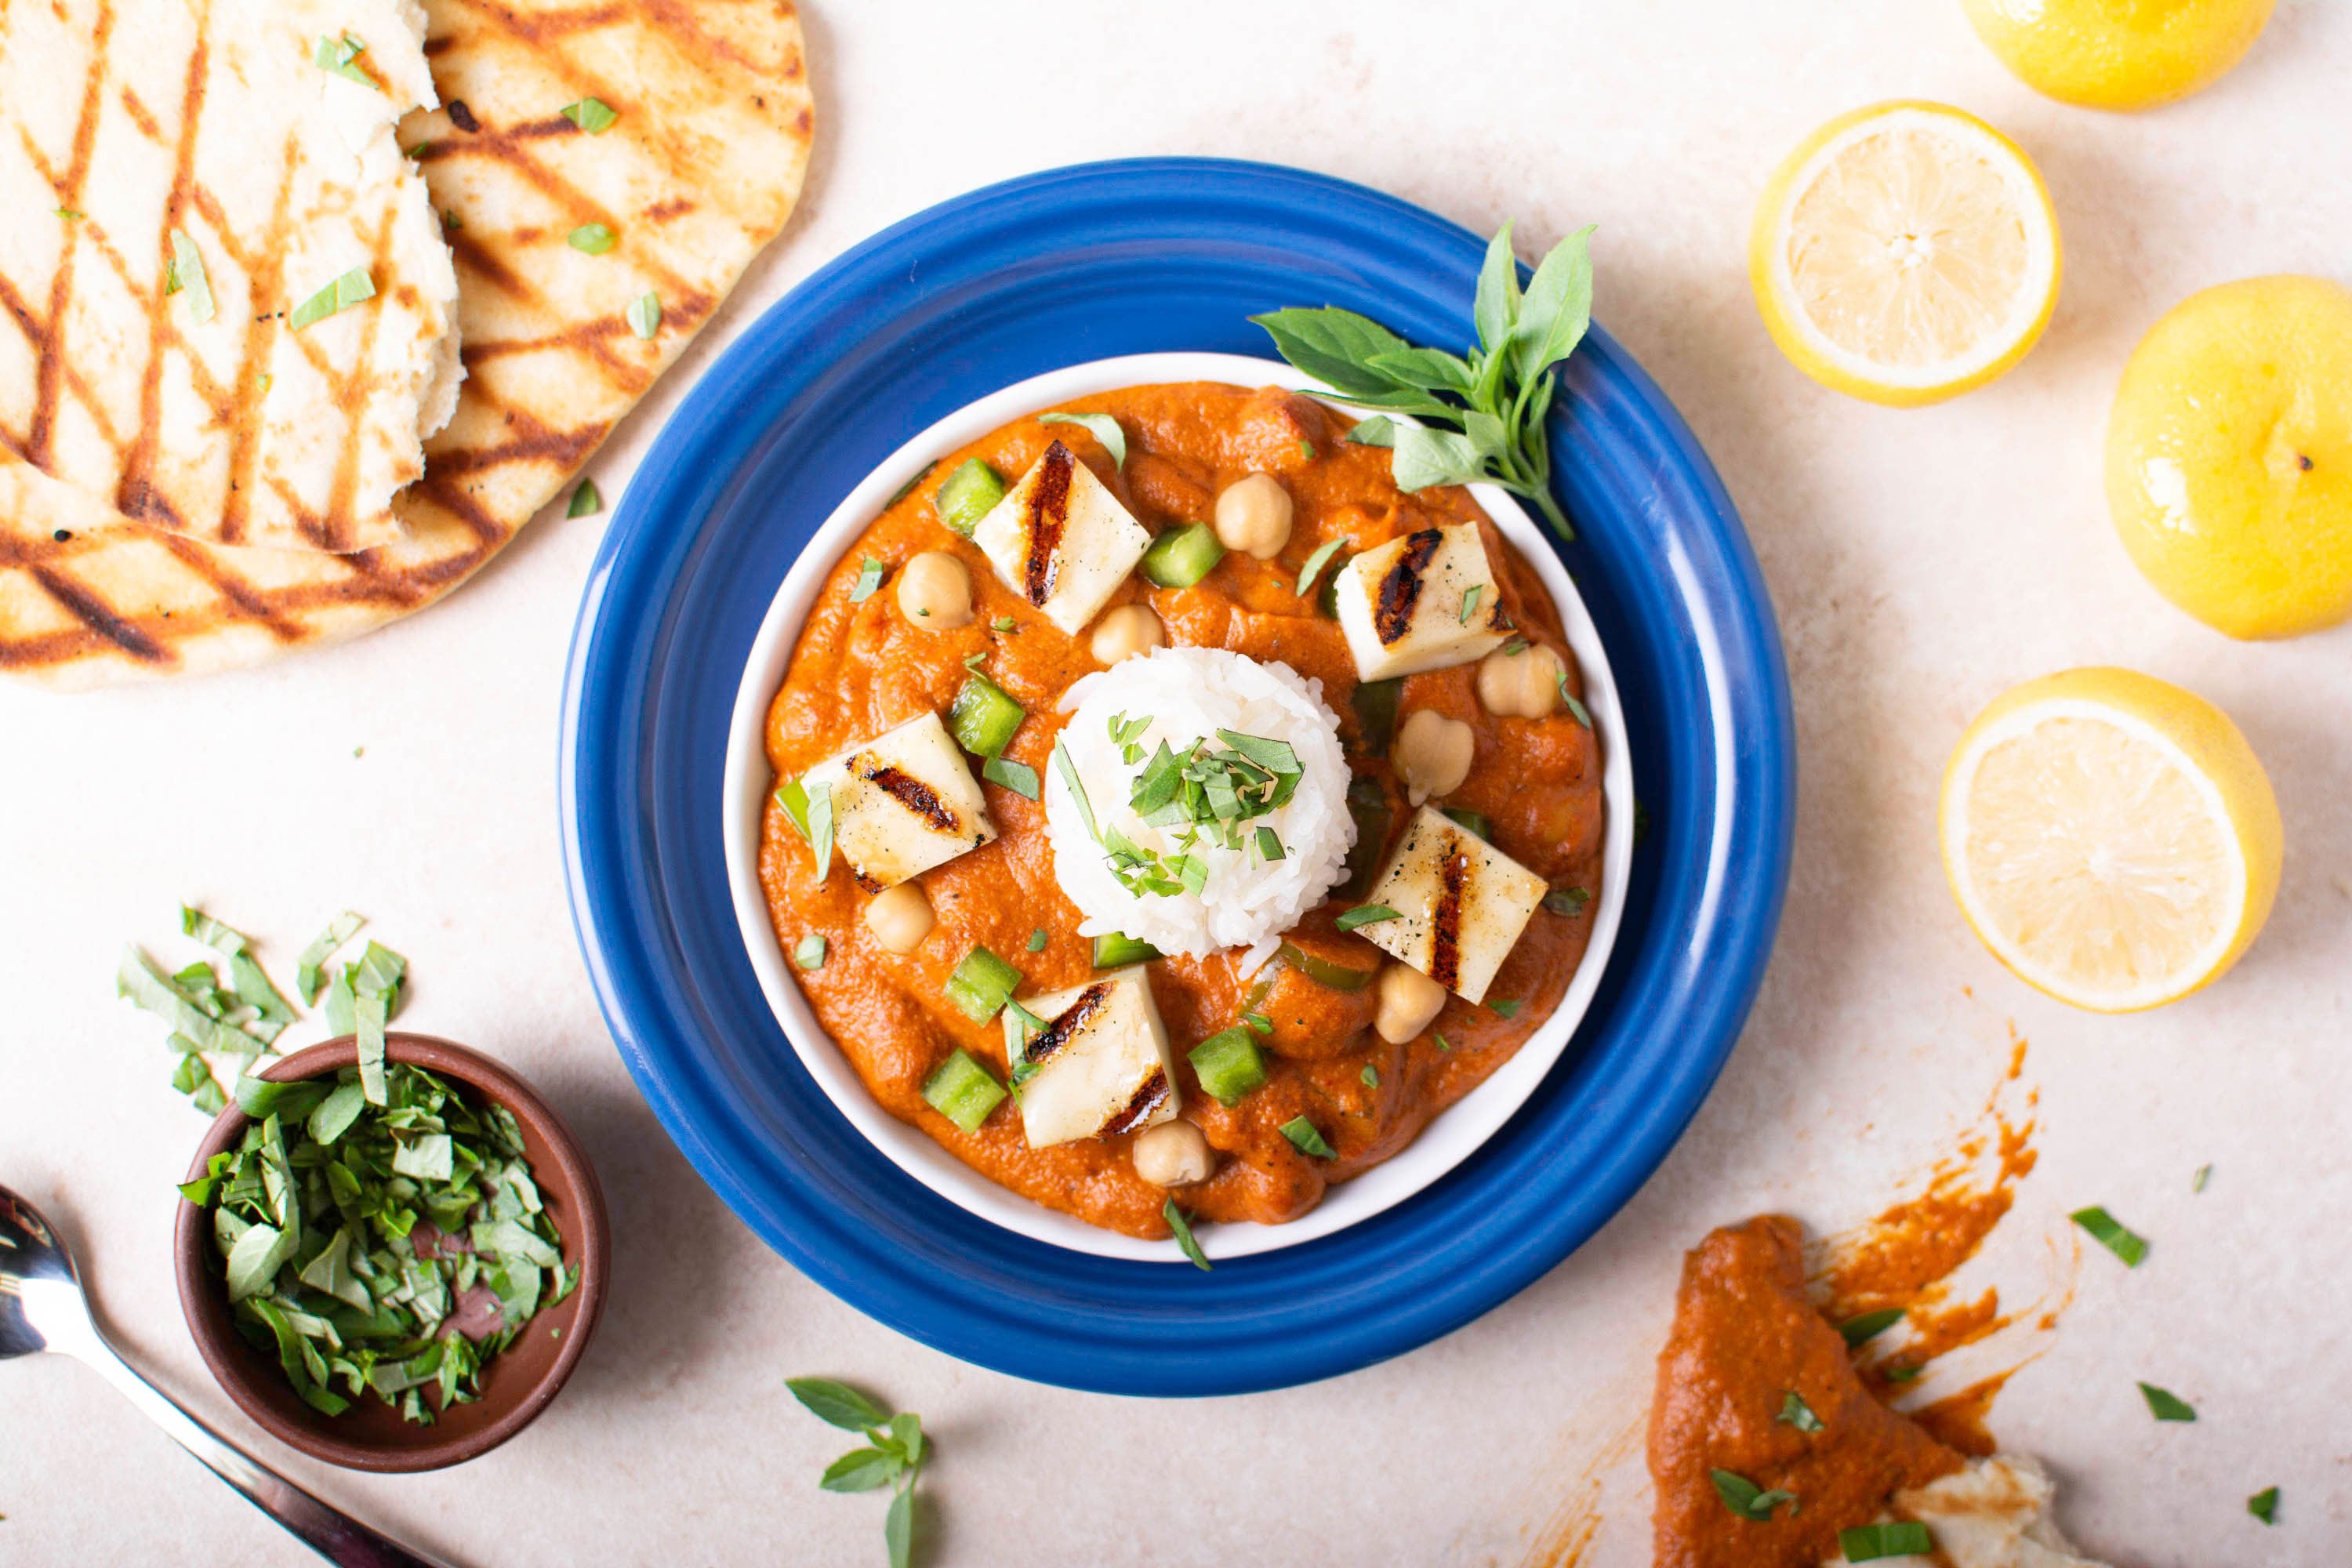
[558,158,1794,1396]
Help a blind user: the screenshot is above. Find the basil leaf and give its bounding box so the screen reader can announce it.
[1512,224,1597,383]
[820,1446,901,1494]
[626,291,661,340]
[224,1221,292,1302]
[1472,219,1521,358]
[169,229,215,324]
[2138,1381,2195,1421]
[1710,1468,1795,1522]
[2069,1205,2147,1267]
[1461,408,1509,459]
[1488,998,1523,1018]
[1279,1116,1335,1160]
[1544,885,1591,917]
[296,912,365,1003]
[307,1080,368,1145]
[1051,740,1098,841]
[2192,1163,2212,1192]
[1345,416,1396,448]
[1025,928,1048,953]
[354,993,389,1105]
[794,934,826,971]
[1840,1521,1933,1560]
[289,267,374,331]
[807,782,836,875]
[1294,536,1349,597]
[884,1486,914,1568]
[1364,347,1475,396]
[117,946,267,1057]
[788,1377,891,1432]
[1037,411,1125,470]
[1388,423,1486,492]
[2248,1486,2278,1524]
[1163,1199,1211,1271]
[1359,1064,1378,1087]
[311,32,372,86]
[561,96,618,133]
[1777,1390,1824,1433]
[983,753,1039,800]
[1838,1307,1904,1347]
[1247,307,1417,397]
[849,557,886,603]
[567,223,615,255]
[1335,904,1400,931]
[568,478,602,518]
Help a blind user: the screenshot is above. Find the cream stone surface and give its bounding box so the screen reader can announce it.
[2,2,2347,1563]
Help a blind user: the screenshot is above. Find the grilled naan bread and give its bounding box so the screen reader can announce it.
[0,0,815,688]
[0,0,461,552]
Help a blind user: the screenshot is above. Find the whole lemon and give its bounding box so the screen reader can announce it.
[2106,276,2352,641]
[1961,0,2274,111]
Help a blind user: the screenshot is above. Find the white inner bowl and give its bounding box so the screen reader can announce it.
[722,351,1634,1264]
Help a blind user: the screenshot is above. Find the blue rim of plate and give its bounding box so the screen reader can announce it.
[559,157,1795,1397]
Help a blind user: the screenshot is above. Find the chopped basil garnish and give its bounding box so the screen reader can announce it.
[787,1379,929,1568]
[1242,1011,1272,1035]
[1459,583,1483,625]
[55,207,83,220]
[1434,1032,1453,1051]
[1360,1064,1378,1087]
[289,267,374,331]
[1884,1363,1921,1383]
[625,291,661,340]
[806,782,836,874]
[2070,1205,2147,1267]
[2138,1381,2195,1422]
[1559,669,1594,728]
[2248,1486,2278,1524]
[1710,1468,1795,1522]
[1025,928,1047,953]
[561,97,619,134]
[1051,740,1098,840]
[1037,411,1125,470]
[183,1057,576,1422]
[311,32,373,86]
[1335,904,1401,931]
[794,934,826,971]
[982,753,1039,800]
[1297,438,1315,459]
[1544,885,1591,917]
[1838,1307,1904,1347]
[884,459,938,510]
[1489,998,1523,1018]
[1777,1391,1823,1433]
[1839,1522,1933,1560]
[567,477,603,517]
[169,229,214,324]
[2192,1163,2212,1193]
[1294,536,1349,598]
[849,557,886,602]
[567,223,615,255]
[1163,1200,1211,1271]
[992,615,1017,633]
[1279,1116,1335,1160]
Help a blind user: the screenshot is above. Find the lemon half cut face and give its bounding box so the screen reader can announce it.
[1751,102,2061,407]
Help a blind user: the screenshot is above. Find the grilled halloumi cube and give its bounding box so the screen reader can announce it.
[1009,966,1178,1147]
[1356,807,1547,1004]
[800,711,996,891]
[1333,522,1511,680]
[972,440,1152,636]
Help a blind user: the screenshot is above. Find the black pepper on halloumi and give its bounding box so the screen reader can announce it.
[800,711,997,891]
[972,441,1152,636]
[1333,522,1512,680]
[1358,807,1548,1003]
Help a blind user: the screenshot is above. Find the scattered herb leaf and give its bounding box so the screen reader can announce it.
[1164,1200,1211,1271]
[1711,1468,1796,1523]
[1840,1522,1933,1561]
[849,557,886,603]
[289,267,374,332]
[2138,1382,2195,1422]
[1335,904,1401,932]
[2248,1486,2278,1525]
[567,222,615,255]
[567,478,603,518]
[1279,1116,1336,1160]
[625,291,661,340]
[1294,536,1349,597]
[1777,1391,1823,1433]
[794,934,826,971]
[1037,411,1126,470]
[2070,1205,2147,1268]
[1838,1308,1904,1348]
[561,97,619,134]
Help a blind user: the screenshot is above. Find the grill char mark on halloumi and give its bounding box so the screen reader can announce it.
[1018,441,1073,607]
[1357,807,1549,1003]
[1009,966,1179,1148]
[1023,981,1111,1068]
[856,756,964,836]
[800,710,998,891]
[1374,528,1443,646]
[971,438,1152,636]
[1428,847,1469,993]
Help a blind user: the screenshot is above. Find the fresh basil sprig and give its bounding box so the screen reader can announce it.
[1250,220,1593,541]
[789,1377,930,1568]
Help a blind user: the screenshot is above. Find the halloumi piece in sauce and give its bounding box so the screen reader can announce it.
[972,440,1152,636]
[1357,807,1547,1004]
[800,711,996,891]
[1010,966,1178,1148]
[1333,523,1512,681]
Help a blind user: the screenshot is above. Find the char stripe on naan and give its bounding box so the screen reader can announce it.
[0,0,814,688]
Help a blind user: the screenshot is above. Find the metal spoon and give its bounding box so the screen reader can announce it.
[0,1181,459,1567]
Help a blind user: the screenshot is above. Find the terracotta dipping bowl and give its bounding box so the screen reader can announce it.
[174,1033,610,1472]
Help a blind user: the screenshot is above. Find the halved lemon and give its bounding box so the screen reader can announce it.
[1751,101,2061,407]
[1940,668,2281,1013]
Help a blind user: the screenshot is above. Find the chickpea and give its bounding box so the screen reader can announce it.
[1090,602,1166,665]
[1211,473,1294,560]
[862,881,935,955]
[1374,963,1448,1044]
[1476,641,1566,720]
[1394,709,1475,805]
[1132,1120,1215,1187]
[895,550,974,629]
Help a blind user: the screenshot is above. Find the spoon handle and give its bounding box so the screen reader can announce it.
[79,1337,461,1568]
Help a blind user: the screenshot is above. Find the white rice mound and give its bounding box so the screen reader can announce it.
[1046,646,1356,958]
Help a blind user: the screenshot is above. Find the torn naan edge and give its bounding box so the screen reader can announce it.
[0,0,462,552]
[0,0,815,688]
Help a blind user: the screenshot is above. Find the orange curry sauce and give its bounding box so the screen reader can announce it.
[757,383,1604,1238]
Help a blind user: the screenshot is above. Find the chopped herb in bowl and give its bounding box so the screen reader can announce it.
[181,1059,579,1423]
